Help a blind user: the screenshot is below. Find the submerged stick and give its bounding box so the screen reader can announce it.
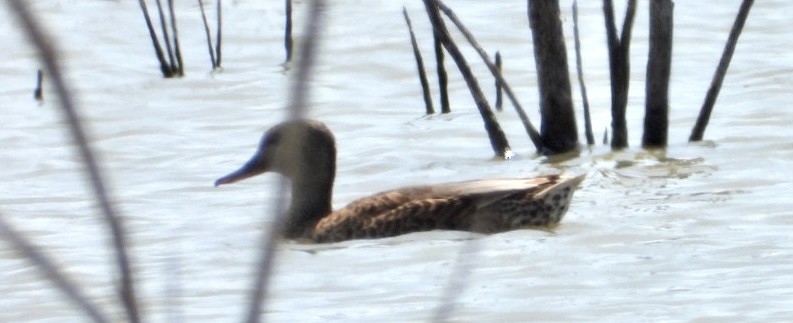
[0,216,110,323]
[135,0,172,77]
[494,51,502,112]
[215,0,223,67]
[167,0,184,76]
[431,7,450,114]
[689,0,754,142]
[432,0,542,152]
[403,7,435,114]
[34,69,43,100]
[198,0,218,68]
[423,0,512,159]
[572,1,594,146]
[244,1,326,322]
[154,0,176,72]
[6,1,141,322]
[284,0,293,62]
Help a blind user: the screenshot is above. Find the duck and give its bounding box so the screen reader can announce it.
[215,119,585,243]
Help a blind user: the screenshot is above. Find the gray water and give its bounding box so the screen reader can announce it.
[2,0,793,321]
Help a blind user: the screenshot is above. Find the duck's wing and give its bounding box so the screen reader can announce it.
[312,196,476,243]
[337,188,433,219]
[427,175,584,208]
[336,175,579,217]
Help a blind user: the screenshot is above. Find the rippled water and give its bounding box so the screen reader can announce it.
[2,0,793,321]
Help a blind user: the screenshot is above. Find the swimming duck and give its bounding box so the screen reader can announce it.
[215,120,585,243]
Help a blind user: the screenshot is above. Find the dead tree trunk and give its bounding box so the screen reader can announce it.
[604,0,637,149]
[642,0,673,148]
[527,0,579,155]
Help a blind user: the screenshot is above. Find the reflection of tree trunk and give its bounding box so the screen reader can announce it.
[643,0,673,148]
[690,0,754,142]
[604,0,636,149]
[528,0,579,155]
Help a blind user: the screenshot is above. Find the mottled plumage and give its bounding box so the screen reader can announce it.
[215,120,585,243]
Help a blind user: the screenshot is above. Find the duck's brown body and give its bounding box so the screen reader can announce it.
[216,120,584,243]
[309,175,582,243]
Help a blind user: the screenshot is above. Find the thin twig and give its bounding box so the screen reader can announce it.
[6,1,141,322]
[403,7,435,114]
[431,0,541,152]
[244,1,326,322]
[0,215,110,323]
[135,0,172,76]
[423,0,512,159]
[198,0,218,68]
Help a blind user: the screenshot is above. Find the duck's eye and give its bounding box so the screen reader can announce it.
[263,132,281,146]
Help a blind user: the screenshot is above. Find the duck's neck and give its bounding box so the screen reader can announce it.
[283,164,335,239]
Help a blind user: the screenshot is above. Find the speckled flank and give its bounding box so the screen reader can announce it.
[503,184,575,228]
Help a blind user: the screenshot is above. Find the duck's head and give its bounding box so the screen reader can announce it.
[215,120,337,186]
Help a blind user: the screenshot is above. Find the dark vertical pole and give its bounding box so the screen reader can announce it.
[643,0,674,147]
[528,0,579,155]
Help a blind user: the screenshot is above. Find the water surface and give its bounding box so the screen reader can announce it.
[1,0,792,321]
